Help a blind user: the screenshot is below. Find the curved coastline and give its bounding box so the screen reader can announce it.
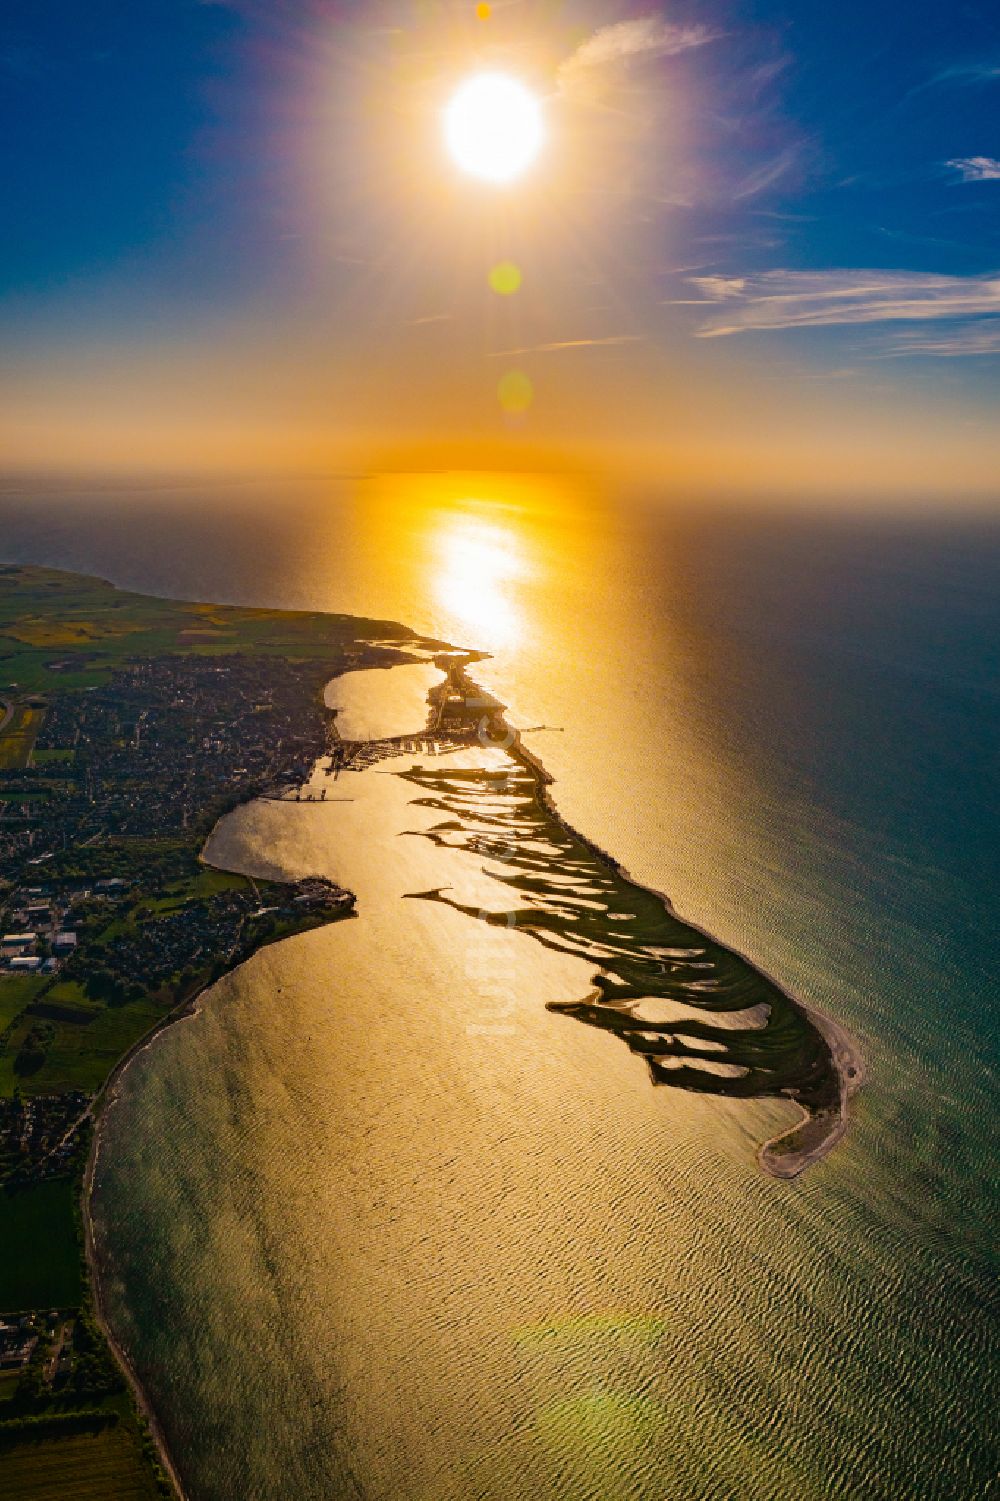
[83,848,358,1501]
[453,658,864,1179]
[84,975,212,1501]
[86,651,865,1498]
[758,1004,865,1179]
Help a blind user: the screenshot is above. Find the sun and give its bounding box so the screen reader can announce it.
[443,73,544,184]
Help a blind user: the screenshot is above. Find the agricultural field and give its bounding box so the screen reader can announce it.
[0,701,46,769]
[0,1423,162,1500]
[3,994,164,1098]
[0,975,45,1030]
[0,561,427,695]
[0,1179,82,1309]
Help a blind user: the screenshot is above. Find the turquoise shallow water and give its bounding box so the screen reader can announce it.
[2,481,998,1497]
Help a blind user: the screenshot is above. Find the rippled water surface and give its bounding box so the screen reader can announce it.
[3,477,997,1498]
[325,661,445,740]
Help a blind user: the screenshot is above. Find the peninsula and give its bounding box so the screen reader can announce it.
[405,662,863,1178]
[0,563,862,1501]
[0,563,442,1498]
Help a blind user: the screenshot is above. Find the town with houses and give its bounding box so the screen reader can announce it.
[0,651,365,1202]
[0,565,444,1489]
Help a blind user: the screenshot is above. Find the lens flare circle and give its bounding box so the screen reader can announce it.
[489,261,522,295]
[498,369,534,414]
[444,73,543,184]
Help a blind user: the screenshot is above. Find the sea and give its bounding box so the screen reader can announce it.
[1,475,997,1499]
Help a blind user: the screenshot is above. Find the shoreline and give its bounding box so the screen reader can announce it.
[83,981,206,1501]
[82,863,357,1501]
[454,659,865,1180]
[84,650,866,1499]
[757,1003,866,1179]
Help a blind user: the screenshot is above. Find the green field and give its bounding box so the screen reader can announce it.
[0,1424,161,1500]
[140,863,247,915]
[2,995,164,1098]
[26,982,102,1023]
[0,561,424,695]
[0,1179,83,1310]
[0,975,45,1030]
[0,703,46,769]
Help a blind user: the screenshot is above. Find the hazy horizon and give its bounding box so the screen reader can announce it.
[2,0,998,501]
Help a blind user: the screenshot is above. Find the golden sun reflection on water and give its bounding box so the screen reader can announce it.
[435,514,528,647]
[360,471,594,655]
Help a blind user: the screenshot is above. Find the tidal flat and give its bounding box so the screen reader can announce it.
[403,661,863,1177]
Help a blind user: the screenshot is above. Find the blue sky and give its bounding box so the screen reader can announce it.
[3,1,997,287]
[1,1,997,489]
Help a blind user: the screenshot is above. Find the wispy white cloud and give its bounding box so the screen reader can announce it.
[489,335,643,357]
[557,16,719,103]
[732,147,800,200]
[881,325,1000,357]
[690,277,747,300]
[928,61,1000,87]
[947,156,1000,182]
[689,269,1000,339]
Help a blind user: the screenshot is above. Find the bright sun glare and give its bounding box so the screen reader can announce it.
[436,516,526,647]
[444,73,544,183]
